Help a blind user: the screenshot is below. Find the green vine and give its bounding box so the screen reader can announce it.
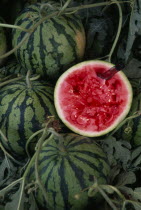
[108,0,123,62]
[0,1,139,209]
[0,0,132,61]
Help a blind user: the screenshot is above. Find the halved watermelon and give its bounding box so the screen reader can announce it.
[54,60,133,137]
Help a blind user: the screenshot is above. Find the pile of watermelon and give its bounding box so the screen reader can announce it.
[0,0,141,209]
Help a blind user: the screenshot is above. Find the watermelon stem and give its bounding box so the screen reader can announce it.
[0,1,130,61]
[26,70,32,88]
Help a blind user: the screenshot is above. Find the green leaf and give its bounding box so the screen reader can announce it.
[116,171,136,187]
[0,178,23,205]
[132,188,141,202]
[4,179,26,210]
[109,166,121,183]
[0,205,5,210]
[101,137,131,169]
[101,185,115,194]
[117,186,134,198]
[122,200,141,210]
[125,1,141,61]
[130,146,141,168]
[28,193,39,210]
[0,156,17,187]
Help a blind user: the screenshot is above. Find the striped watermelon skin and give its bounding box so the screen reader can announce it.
[12,3,86,80]
[0,60,25,76]
[114,93,141,146]
[27,133,110,209]
[0,79,57,156]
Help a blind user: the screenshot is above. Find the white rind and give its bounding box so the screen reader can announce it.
[54,60,133,137]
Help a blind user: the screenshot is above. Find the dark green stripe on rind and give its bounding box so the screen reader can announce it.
[0,60,25,76]
[12,3,85,80]
[0,79,57,155]
[27,133,110,209]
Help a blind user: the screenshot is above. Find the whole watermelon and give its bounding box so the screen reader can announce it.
[27,132,110,209]
[0,78,58,156]
[12,3,86,80]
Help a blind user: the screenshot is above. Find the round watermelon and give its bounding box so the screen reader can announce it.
[0,79,58,156]
[0,17,7,66]
[54,60,133,137]
[12,3,86,80]
[27,132,110,209]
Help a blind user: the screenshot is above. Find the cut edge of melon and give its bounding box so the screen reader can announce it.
[54,60,133,137]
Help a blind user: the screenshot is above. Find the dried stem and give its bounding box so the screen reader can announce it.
[34,118,55,204]
[0,142,16,162]
[0,33,30,59]
[26,70,32,88]
[0,1,131,60]
[0,23,29,32]
[34,127,49,204]
[97,186,118,210]
[59,0,72,15]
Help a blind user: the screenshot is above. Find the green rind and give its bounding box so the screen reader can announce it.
[12,3,85,80]
[54,60,133,137]
[0,60,25,76]
[0,79,57,155]
[27,133,110,209]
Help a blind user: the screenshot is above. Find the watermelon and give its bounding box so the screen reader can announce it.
[0,17,7,66]
[12,3,86,80]
[54,60,133,137]
[27,132,110,209]
[0,59,25,76]
[0,79,57,156]
[114,92,141,146]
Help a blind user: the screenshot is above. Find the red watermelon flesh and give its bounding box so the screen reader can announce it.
[54,60,133,137]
